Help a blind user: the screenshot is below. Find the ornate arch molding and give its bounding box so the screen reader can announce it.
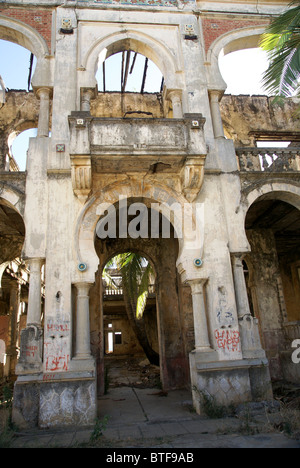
[73,180,204,284]
[0,184,25,217]
[242,181,300,224]
[0,15,52,89]
[0,187,25,263]
[206,25,267,92]
[80,29,182,90]
[0,15,50,58]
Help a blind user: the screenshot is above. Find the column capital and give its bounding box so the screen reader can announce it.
[35,86,52,99]
[73,281,93,294]
[208,89,224,102]
[26,257,44,273]
[187,278,208,295]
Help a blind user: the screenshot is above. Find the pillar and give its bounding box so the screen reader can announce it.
[231,254,251,319]
[167,90,183,118]
[81,89,95,113]
[74,282,92,359]
[231,254,266,359]
[188,279,212,351]
[15,258,43,374]
[209,90,225,139]
[37,88,51,137]
[4,281,20,376]
[26,258,43,326]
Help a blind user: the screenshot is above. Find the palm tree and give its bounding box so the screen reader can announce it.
[260,0,300,99]
[103,252,159,365]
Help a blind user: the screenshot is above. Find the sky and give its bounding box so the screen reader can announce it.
[0,39,270,170]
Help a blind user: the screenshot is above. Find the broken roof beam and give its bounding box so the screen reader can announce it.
[121,50,131,93]
[140,57,148,94]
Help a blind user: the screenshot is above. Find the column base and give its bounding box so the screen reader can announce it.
[189,350,273,415]
[69,356,96,372]
[15,325,43,375]
[12,370,97,429]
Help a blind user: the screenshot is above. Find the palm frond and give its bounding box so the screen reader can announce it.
[106,252,154,320]
[260,1,300,98]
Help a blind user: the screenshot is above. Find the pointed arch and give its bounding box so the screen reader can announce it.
[81,29,182,90]
[0,15,50,58]
[206,25,267,92]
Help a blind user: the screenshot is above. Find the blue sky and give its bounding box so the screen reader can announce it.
[0,39,269,170]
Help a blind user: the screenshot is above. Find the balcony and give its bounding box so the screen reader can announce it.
[68,113,207,202]
[236,147,300,173]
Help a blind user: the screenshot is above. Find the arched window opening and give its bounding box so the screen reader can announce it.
[96,51,164,94]
[0,40,37,91]
[92,50,167,119]
[219,48,269,96]
[8,128,37,171]
[245,195,300,380]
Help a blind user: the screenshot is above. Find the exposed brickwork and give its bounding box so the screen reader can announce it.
[202,16,269,55]
[0,8,52,52]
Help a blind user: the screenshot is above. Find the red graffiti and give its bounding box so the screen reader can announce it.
[45,354,69,372]
[215,329,240,352]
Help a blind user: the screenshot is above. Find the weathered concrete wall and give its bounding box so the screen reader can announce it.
[220,95,300,146]
[245,229,286,380]
[1,0,296,427]
[91,92,165,119]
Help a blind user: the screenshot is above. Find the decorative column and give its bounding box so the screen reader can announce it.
[4,281,20,377]
[188,278,218,415]
[188,279,212,351]
[231,254,265,359]
[74,282,92,359]
[80,89,95,113]
[209,90,225,139]
[167,90,183,118]
[26,258,43,326]
[36,87,51,137]
[16,258,44,374]
[231,254,251,319]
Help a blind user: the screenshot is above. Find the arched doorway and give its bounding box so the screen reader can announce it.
[88,198,194,396]
[0,196,26,377]
[244,193,300,382]
[100,251,160,391]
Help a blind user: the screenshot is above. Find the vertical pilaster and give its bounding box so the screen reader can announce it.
[209,90,225,139]
[167,90,183,118]
[188,279,212,351]
[74,282,92,359]
[26,258,43,327]
[36,88,51,137]
[231,254,266,359]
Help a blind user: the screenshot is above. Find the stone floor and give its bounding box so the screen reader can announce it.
[4,386,300,448]
[1,359,300,448]
[104,355,161,389]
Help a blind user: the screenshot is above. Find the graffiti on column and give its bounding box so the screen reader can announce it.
[44,317,70,372]
[214,328,240,353]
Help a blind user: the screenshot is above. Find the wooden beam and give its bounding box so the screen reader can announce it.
[102,61,106,93]
[140,57,148,94]
[122,51,131,93]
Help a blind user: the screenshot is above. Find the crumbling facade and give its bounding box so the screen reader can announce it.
[0,0,299,428]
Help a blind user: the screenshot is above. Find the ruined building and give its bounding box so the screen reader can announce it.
[0,0,299,428]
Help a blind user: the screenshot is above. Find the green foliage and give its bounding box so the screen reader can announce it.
[90,416,109,442]
[103,252,154,320]
[260,1,300,100]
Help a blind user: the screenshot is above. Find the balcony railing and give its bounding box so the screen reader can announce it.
[236,147,300,173]
[104,284,156,298]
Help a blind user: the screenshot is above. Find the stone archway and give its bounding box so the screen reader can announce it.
[87,196,195,395]
[243,185,300,382]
